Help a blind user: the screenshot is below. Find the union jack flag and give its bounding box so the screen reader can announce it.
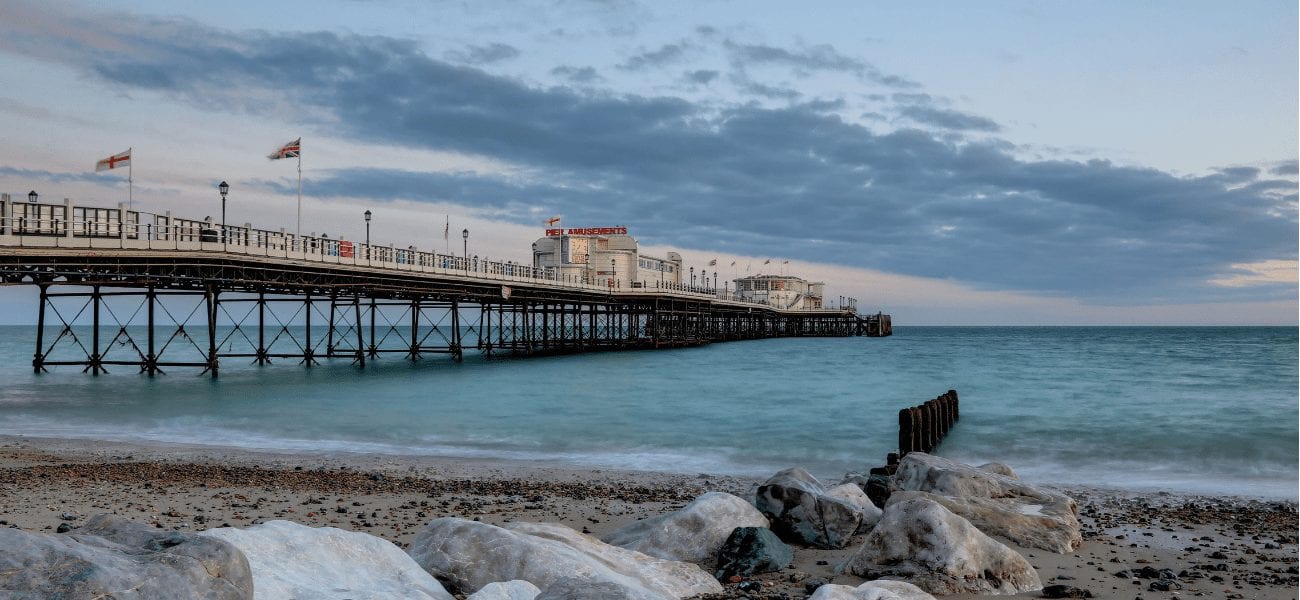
[268,138,301,160]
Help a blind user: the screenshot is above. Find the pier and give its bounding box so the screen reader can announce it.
[0,195,890,377]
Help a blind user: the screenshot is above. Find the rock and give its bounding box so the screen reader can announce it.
[826,482,883,531]
[535,576,644,600]
[602,491,769,563]
[978,462,1019,478]
[1042,584,1094,598]
[838,497,1042,595]
[0,513,251,599]
[201,520,452,600]
[409,517,722,599]
[466,580,542,600]
[892,453,1081,553]
[755,468,865,548]
[864,473,898,509]
[809,580,938,600]
[714,527,793,580]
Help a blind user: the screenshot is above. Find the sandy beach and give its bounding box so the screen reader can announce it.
[0,434,1294,600]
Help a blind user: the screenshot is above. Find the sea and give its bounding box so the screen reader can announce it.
[0,326,1294,499]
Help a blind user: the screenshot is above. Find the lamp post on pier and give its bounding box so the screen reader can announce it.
[690,266,695,288]
[218,181,228,251]
[462,228,469,267]
[364,209,372,261]
[27,190,37,203]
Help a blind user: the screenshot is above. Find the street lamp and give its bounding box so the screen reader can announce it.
[364,210,372,259]
[27,190,37,203]
[218,181,229,250]
[462,228,469,260]
[690,266,695,288]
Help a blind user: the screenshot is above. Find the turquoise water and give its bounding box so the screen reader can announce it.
[0,326,1295,498]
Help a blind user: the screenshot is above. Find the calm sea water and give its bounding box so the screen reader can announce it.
[0,326,1294,498]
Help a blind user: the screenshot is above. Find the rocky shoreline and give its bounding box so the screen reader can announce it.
[0,436,1295,599]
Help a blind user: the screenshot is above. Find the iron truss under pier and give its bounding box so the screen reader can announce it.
[0,201,889,378]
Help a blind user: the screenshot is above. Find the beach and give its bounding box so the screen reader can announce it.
[2,434,1294,600]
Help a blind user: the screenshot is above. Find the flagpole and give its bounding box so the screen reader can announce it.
[296,148,302,240]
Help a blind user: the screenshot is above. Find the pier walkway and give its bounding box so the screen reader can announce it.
[0,196,890,376]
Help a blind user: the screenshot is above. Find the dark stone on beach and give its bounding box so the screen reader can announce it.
[1042,584,1094,598]
[865,473,898,508]
[0,513,251,599]
[536,576,639,600]
[56,523,72,534]
[755,468,862,549]
[804,578,828,594]
[1148,580,1181,592]
[714,527,793,581]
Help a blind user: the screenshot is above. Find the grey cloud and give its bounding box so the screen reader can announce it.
[891,92,933,105]
[898,105,1001,132]
[618,43,688,70]
[551,65,604,83]
[684,69,718,85]
[9,11,1295,304]
[1270,160,1298,176]
[725,40,919,88]
[444,42,520,65]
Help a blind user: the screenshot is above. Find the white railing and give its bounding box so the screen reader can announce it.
[0,198,854,315]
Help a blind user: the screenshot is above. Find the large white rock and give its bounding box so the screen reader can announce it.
[826,482,884,532]
[838,497,1042,595]
[892,453,1081,553]
[201,520,453,600]
[601,491,769,562]
[755,468,868,548]
[0,514,251,599]
[809,580,938,600]
[466,580,541,600]
[409,517,723,599]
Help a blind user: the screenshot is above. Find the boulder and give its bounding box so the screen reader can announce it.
[602,491,769,563]
[838,497,1042,595]
[466,580,542,600]
[978,462,1019,478]
[809,580,938,600]
[826,483,883,531]
[201,520,453,600]
[409,517,722,599]
[0,513,251,599]
[755,468,866,548]
[892,453,1080,553]
[713,527,793,580]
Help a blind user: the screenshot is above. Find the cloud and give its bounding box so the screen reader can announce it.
[551,65,604,83]
[1208,259,1298,288]
[444,42,521,65]
[725,41,919,88]
[618,42,689,70]
[1270,159,1298,176]
[898,105,1001,132]
[684,69,719,85]
[2,5,1294,307]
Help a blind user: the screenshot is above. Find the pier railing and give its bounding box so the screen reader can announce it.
[0,197,846,314]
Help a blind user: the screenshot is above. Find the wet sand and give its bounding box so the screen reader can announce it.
[0,435,1294,600]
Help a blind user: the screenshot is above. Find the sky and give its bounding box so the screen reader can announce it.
[0,0,1295,324]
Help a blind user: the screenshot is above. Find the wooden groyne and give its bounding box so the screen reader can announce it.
[875,389,960,476]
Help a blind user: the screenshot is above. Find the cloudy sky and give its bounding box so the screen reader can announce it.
[0,0,1295,324]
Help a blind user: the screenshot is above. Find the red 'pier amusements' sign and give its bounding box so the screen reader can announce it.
[546,227,628,237]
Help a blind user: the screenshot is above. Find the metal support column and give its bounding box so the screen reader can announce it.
[33,284,47,373]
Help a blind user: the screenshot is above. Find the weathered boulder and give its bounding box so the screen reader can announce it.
[0,513,251,599]
[892,453,1080,553]
[755,468,865,548]
[713,527,793,580]
[809,580,938,600]
[838,497,1042,595]
[826,482,883,532]
[978,462,1019,478]
[409,518,722,599]
[466,580,542,600]
[602,491,769,563]
[201,520,453,600]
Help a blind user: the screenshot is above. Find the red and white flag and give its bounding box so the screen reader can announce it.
[95,149,131,171]
[268,138,301,160]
